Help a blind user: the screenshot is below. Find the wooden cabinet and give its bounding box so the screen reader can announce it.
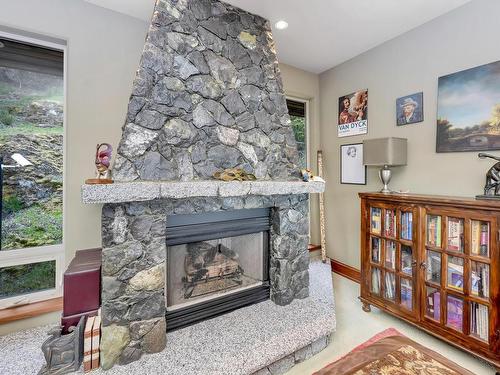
[359,193,500,367]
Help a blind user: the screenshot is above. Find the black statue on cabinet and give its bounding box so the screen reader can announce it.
[477,153,500,199]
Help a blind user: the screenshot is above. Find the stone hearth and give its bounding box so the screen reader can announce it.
[81,0,327,370]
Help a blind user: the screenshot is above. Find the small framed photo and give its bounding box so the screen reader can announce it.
[340,143,366,185]
[396,92,423,126]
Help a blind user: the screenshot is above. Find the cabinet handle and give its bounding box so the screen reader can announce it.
[419,262,427,270]
[411,260,417,267]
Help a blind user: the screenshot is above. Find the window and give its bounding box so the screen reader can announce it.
[0,31,65,309]
[286,98,308,169]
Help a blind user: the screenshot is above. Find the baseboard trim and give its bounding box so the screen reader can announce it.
[330,259,361,283]
[308,244,321,252]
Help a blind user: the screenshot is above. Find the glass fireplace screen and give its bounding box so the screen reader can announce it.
[167,231,267,310]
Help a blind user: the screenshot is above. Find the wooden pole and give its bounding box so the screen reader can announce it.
[317,150,327,263]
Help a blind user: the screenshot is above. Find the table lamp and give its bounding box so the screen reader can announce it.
[363,137,407,193]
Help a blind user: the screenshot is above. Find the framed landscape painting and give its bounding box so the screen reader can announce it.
[436,60,500,152]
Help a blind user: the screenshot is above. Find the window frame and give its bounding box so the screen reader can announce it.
[0,29,66,310]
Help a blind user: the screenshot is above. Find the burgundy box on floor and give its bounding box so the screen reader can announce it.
[63,248,102,318]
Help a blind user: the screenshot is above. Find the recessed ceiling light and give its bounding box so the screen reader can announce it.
[275,20,289,30]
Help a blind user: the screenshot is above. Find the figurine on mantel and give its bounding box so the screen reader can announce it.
[85,143,113,184]
[301,168,324,183]
[476,153,500,199]
[213,168,256,181]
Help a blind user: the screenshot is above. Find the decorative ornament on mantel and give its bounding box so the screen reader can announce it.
[213,168,256,181]
[85,143,113,185]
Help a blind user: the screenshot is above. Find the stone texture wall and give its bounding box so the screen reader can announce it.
[113,0,300,181]
[100,194,309,369]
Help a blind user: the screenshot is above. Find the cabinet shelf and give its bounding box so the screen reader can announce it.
[360,193,500,368]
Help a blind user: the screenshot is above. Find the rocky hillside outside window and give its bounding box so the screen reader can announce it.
[0,33,64,308]
[286,99,307,170]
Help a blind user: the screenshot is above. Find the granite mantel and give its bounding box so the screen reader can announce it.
[81,179,325,204]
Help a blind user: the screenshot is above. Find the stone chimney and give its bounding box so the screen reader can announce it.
[112,0,300,182]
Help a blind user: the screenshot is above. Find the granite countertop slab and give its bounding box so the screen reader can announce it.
[81,179,326,204]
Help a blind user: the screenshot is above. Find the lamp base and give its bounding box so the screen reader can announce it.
[379,166,392,194]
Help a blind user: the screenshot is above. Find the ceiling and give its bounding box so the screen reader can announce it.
[84,0,472,73]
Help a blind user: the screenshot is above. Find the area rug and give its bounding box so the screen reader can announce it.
[314,328,475,375]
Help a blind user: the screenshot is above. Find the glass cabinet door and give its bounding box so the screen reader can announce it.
[422,211,494,346]
[368,205,417,316]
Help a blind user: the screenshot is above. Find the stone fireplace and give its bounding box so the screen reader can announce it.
[81,0,326,371]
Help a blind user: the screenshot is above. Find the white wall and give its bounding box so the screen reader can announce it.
[0,0,149,334]
[319,0,500,268]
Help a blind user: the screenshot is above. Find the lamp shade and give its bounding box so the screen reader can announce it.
[363,137,407,166]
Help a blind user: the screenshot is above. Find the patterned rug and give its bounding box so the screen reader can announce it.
[315,328,475,375]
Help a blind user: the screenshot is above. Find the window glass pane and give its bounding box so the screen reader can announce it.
[470,302,489,342]
[371,237,380,263]
[286,100,306,170]
[426,250,441,284]
[384,272,395,301]
[425,286,440,321]
[400,211,412,241]
[371,268,381,295]
[471,220,489,257]
[370,207,381,235]
[385,240,396,270]
[401,245,412,275]
[447,217,464,252]
[447,256,464,292]
[400,278,412,310]
[0,260,56,298]
[471,261,489,299]
[426,215,442,247]
[384,209,396,238]
[446,295,463,332]
[0,41,64,251]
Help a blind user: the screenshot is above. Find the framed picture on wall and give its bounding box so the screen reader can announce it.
[338,89,368,137]
[340,143,366,185]
[397,92,423,126]
[436,59,500,152]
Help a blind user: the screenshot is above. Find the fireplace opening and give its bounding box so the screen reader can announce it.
[165,208,270,331]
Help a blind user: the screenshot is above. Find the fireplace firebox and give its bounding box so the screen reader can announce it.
[165,208,270,331]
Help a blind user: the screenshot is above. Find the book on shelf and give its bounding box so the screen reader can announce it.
[447,218,463,251]
[91,315,101,370]
[83,316,95,373]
